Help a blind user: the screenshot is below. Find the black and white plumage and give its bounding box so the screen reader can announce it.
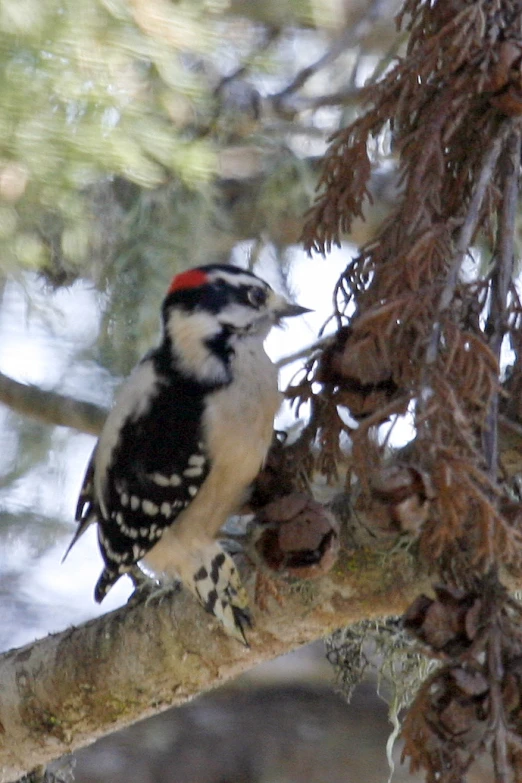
[65,264,309,642]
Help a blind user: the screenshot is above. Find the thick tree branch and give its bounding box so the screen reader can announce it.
[0,541,430,783]
[3,365,522,781]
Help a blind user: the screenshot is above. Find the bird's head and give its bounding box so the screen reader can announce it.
[161,264,310,384]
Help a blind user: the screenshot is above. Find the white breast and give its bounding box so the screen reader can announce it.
[204,337,281,480]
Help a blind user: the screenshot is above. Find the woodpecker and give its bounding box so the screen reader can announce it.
[65,264,309,643]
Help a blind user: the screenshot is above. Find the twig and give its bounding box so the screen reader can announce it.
[483,127,521,483]
[499,413,522,441]
[425,120,514,367]
[276,335,332,369]
[270,0,392,110]
[487,129,521,358]
[486,580,509,783]
[270,87,361,117]
[214,26,279,98]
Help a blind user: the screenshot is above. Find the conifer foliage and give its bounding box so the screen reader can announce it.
[293,1,522,779]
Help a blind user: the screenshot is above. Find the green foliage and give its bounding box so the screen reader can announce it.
[0,0,219,276]
[0,0,360,301]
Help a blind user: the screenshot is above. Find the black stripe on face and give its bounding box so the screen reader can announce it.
[164,275,270,316]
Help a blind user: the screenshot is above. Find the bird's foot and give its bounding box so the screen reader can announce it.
[191,542,252,646]
[127,566,180,606]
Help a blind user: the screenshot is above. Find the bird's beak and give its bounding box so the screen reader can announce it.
[279,302,312,317]
[270,292,312,319]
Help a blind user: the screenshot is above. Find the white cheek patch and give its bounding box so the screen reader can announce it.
[166,310,229,384]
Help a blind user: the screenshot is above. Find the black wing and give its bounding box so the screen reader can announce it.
[69,354,214,601]
[62,453,97,562]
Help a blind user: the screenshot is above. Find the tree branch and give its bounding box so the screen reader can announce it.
[269,0,386,112]
[0,338,332,435]
[0,372,106,435]
[0,541,430,783]
[3,361,522,780]
[484,127,520,479]
[214,160,399,254]
[425,120,512,368]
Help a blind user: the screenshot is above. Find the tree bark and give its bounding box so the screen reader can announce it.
[0,542,429,783]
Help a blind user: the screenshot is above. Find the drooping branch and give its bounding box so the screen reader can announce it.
[289,2,522,778]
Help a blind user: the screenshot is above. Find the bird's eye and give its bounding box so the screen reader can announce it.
[247,287,267,308]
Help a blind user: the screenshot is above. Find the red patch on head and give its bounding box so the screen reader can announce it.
[168,268,208,294]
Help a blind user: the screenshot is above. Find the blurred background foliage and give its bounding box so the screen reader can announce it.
[0,2,427,780]
[0,0,401,369]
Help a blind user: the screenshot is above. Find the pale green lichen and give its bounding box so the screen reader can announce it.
[325,618,438,777]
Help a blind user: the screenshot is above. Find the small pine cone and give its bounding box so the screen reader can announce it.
[246,433,297,511]
[370,465,434,535]
[485,41,522,116]
[254,492,339,578]
[317,326,405,420]
[403,585,483,657]
[430,666,489,741]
